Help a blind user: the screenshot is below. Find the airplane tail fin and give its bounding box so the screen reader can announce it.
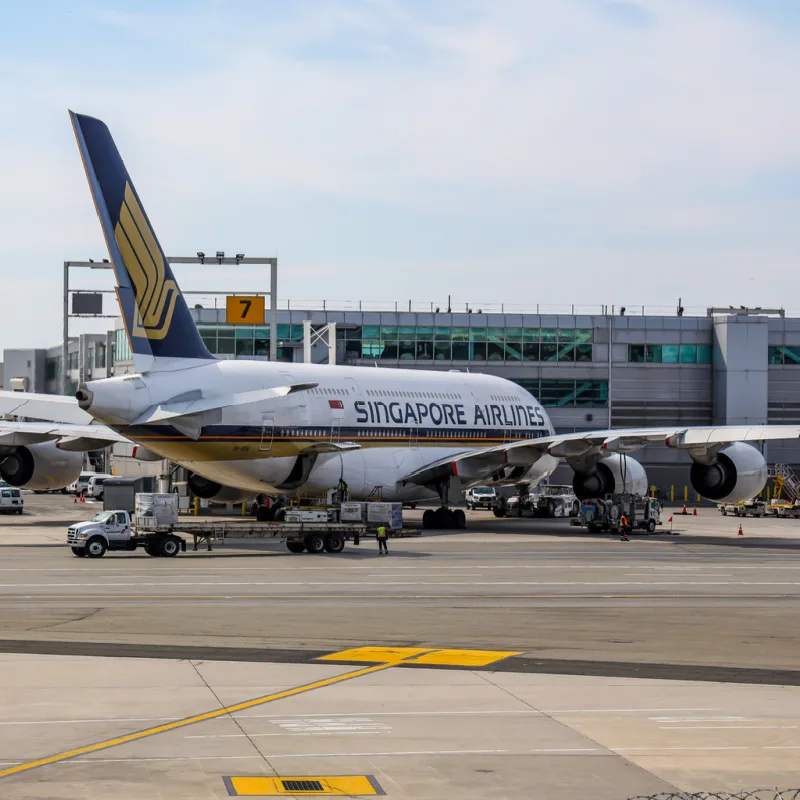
[69,111,214,372]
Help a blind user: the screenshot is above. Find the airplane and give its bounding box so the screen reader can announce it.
[1,110,799,530]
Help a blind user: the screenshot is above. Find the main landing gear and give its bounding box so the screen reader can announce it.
[421,482,467,530]
[422,507,466,530]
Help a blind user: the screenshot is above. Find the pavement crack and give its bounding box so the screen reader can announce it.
[25,607,102,632]
[188,659,278,775]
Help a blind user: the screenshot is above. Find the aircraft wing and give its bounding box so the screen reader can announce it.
[0,390,92,425]
[400,424,800,487]
[0,420,128,451]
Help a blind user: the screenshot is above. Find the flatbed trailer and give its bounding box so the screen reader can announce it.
[68,511,419,558]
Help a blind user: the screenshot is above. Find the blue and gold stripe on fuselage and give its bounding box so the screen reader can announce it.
[120,424,550,462]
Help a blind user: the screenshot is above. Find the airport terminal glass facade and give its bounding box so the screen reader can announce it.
[627,344,712,364]
[768,345,800,365]
[195,324,595,364]
[514,379,608,408]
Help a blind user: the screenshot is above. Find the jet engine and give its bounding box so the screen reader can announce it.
[0,441,82,491]
[187,472,253,504]
[572,454,648,500]
[689,442,767,503]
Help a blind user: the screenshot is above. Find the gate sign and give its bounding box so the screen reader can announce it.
[225,295,265,324]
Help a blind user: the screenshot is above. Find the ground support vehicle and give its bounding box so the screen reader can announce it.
[718,500,766,517]
[764,499,800,518]
[493,485,580,519]
[570,494,661,533]
[0,485,23,515]
[67,510,419,558]
[465,487,497,510]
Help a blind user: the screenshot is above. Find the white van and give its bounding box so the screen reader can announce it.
[465,486,497,510]
[72,472,98,496]
[0,485,23,515]
[85,475,113,501]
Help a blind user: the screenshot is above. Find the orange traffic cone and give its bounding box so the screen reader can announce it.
[692,506,697,516]
[73,495,77,504]
[79,494,85,503]
[737,522,743,536]
[681,503,688,515]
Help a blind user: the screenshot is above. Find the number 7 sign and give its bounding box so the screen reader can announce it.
[225,295,265,324]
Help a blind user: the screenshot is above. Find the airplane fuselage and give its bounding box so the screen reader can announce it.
[86,360,559,500]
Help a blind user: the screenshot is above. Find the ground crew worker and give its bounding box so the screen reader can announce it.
[376,524,389,555]
[619,514,630,542]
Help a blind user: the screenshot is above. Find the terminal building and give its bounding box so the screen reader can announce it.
[4,304,800,490]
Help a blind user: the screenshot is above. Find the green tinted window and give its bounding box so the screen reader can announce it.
[541,328,557,342]
[217,326,235,339]
[540,342,558,361]
[628,344,645,362]
[662,345,679,364]
[679,345,697,364]
[235,327,254,339]
[434,327,451,338]
[785,346,800,365]
[487,327,505,343]
[575,329,593,342]
[381,326,398,338]
[557,329,575,342]
[469,328,487,342]
[362,325,380,339]
[697,345,712,364]
[361,340,381,358]
[523,328,540,342]
[451,327,469,341]
[416,326,433,336]
[505,327,523,341]
[646,345,662,363]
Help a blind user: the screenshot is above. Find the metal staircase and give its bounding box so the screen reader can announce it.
[768,463,800,502]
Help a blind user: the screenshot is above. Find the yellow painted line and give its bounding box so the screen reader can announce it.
[0,661,393,781]
[226,774,383,796]
[412,649,523,667]
[318,646,522,667]
[318,646,432,663]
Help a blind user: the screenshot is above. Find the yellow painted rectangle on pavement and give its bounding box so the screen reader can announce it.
[318,646,431,663]
[226,775,383,796]
[411,649,523,667]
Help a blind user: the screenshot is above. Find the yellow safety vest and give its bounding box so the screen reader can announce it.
[377,526,387,539]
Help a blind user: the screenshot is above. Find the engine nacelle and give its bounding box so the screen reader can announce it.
[689,442,767,503]
[572,454,648,500]
[187,472,253,504]
[0,441,82,491]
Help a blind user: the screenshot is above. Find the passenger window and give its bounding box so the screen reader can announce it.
[1,490,10,497]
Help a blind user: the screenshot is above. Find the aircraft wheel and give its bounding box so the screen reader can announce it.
[324,533,345,553]
[453,509,466,530]
[422,509,436,529]
[305,533,326,554]
[286,541,305,553]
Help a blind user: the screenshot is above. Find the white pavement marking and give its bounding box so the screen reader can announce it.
[659,725,799,730]
[4,580,800,588]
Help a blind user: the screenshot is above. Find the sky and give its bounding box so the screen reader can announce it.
[1,0,799,348]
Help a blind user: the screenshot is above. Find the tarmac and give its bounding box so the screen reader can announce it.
[0,493,799,798]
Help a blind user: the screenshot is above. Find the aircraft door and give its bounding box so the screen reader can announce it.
[259,414,274,451]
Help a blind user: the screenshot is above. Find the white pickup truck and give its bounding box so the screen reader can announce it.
[67,509,185,558]
[67,493,184,558]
